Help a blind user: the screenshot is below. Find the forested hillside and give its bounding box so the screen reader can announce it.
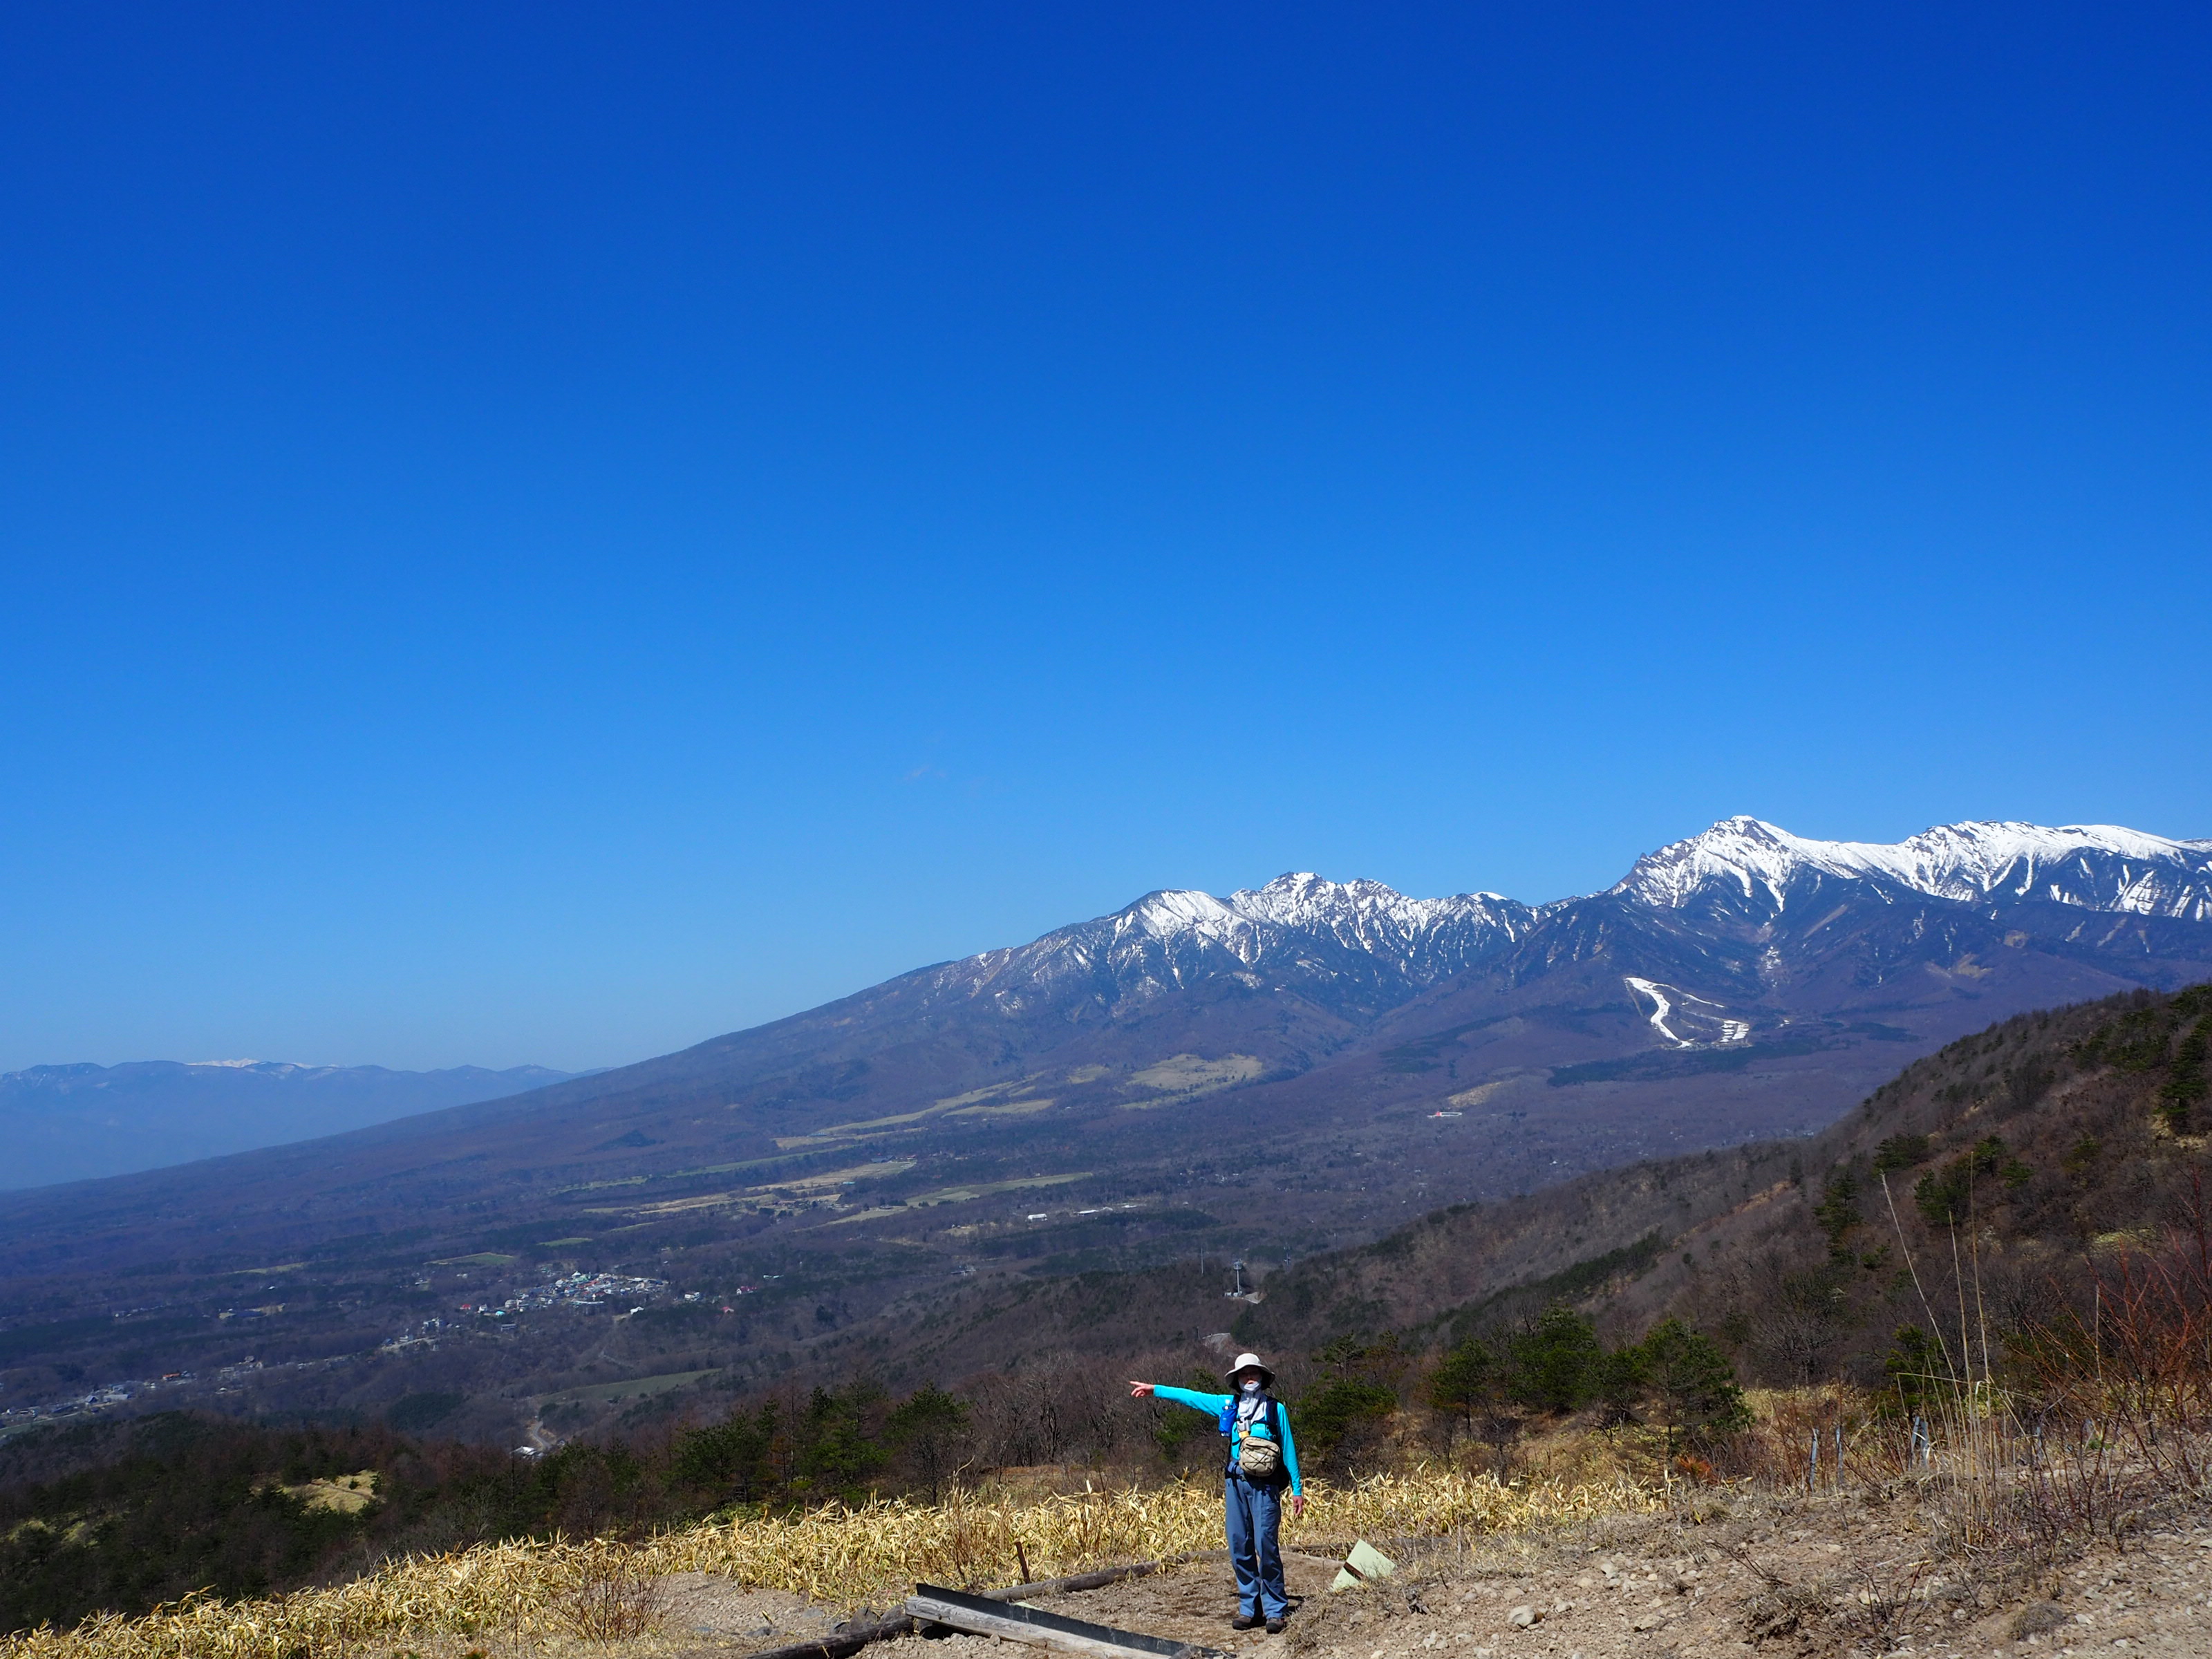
[788,981,2212,1411]
[1232,980,2212,1385]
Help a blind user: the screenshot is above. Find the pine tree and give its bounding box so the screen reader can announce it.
[1635,1318,1750,1453]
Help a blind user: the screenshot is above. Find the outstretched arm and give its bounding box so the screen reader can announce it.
[1279,1405,1305,1511]
[1128,1382,1229,1416]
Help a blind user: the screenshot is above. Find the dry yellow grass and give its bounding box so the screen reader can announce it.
[0,1470,1659,1659]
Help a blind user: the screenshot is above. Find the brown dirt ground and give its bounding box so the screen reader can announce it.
[368,1492,2212,1659]
[888,1494,2212,1659]
[852,1492,2212,1659]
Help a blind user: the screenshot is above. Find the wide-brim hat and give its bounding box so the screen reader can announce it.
[1223,1351,1275,1387]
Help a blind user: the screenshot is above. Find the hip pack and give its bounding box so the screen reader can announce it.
[1221,1396,1286,1481]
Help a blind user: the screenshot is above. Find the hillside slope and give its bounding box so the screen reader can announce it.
[597,980,2212,1420]
[1224,980,2212,1389]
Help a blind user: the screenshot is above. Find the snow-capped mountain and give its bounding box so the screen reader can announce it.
[912,872,1537,1018]
[863,821,2212,1028]
[1615,816,2212,923]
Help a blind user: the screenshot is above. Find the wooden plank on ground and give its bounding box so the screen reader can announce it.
[904,1584,1228,1659]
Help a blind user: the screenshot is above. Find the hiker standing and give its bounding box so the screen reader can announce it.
[1130,1352,1304,1633]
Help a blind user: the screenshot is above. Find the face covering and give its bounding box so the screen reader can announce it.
[1241,1378,1262,1394]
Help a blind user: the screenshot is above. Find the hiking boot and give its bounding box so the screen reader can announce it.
[1266,1618,1287,1635]
[1230,1614,1262,1630]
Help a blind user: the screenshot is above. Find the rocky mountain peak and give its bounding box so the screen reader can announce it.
[1613,816,2212,920]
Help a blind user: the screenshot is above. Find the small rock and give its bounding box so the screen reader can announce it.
[1506,1605,1538,1628]
[1631,1612,1668,1631]
[2007,1604,2069,1643]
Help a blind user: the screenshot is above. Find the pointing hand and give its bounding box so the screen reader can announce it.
[1128,1381,1155,1398]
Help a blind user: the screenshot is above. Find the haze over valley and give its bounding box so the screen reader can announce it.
[0,1061,583,1190]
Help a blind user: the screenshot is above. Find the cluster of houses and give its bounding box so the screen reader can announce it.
[0,1353,306,1436]
[0,1268,679,1443]
[454,1268,671,1321]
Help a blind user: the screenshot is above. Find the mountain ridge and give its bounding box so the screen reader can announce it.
[7,814,2209,1202]
[912,816,2212,1026]
[1613,816,2212,920]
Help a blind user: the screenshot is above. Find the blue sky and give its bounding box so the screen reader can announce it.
[3,3,2209,1072]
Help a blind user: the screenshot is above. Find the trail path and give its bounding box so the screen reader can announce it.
[849,1498,2212,1659]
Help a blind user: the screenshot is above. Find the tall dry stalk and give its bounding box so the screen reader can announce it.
[559,1542,669,1642]
[1739,1165,2212,1573]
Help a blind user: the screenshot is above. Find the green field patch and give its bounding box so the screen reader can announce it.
[1119,1053,1264,1105]
[536,1237,593,1248]
[431,1252,520,1267]
[802,1103,948,1136]
[758,1159,917,1194]
[563,1147,838,1194]
[775,1124,928,1147]
[908,1172,1090,1205]
[536,1368,719,1409]
[825,1170,1091,1224]
[789,1076,1051,1143]
[550,1173,653,1194]
[601,1159,917,1219]
[671,1151,821,1176]
[948,1096,1056,1118]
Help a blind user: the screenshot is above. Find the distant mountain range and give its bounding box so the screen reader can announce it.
[1615,817,2212,919]
[0,1061,582,1190]
[11,814,2212,1218]
[424,815,2211,1161]
[824,814,2212,1033]
[1,816,2208,1427]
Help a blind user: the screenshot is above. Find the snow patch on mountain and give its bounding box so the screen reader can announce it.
[1618,816,2212,921]
[1223,872,1524,955]
[927,816,2207,1022]
[1623,977,1751,1048]
[931,871,1537,1013]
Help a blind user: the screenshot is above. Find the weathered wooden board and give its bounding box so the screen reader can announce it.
[741,1559,1200,1659]
[905,1584,1229,1659]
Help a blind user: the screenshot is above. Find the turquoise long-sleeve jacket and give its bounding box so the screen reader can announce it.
[1152,1386,1302,1494]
